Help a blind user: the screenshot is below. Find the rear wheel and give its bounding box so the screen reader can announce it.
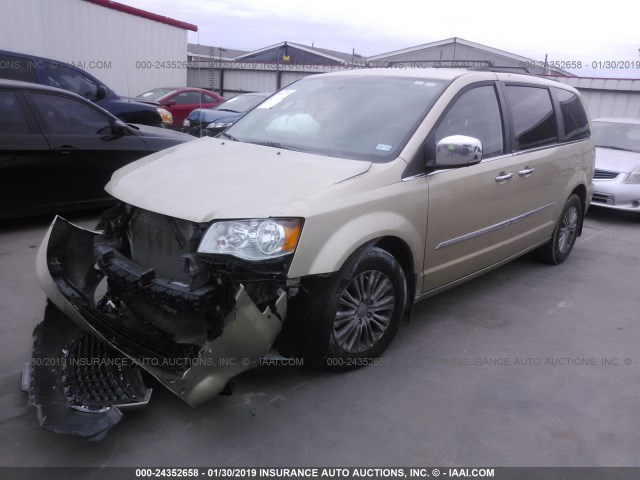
[537,194,582,264]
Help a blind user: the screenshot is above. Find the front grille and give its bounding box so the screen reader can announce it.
[592,192,614,204]
[594,169,620,180]
[62,333,151,409]
[78,305,201,372]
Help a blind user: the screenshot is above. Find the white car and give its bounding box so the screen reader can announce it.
[591,118,640,211]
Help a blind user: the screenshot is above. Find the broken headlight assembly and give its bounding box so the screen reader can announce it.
[198,218,303,261]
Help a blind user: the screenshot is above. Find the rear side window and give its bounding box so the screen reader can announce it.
[506,86,557,151]
[552,87,590,141]
[0,91,30,133]
[435,85,504,158]
[0,54,37,83]
[173,91,202,104]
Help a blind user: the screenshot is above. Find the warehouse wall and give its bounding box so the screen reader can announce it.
[0,0,188,96]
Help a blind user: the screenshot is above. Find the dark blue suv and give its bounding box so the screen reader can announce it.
[0,50,172,127]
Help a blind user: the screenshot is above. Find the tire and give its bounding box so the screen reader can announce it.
[322,247,407,370]
[537,194,582,265]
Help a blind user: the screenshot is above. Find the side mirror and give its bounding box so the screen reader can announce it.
[165,100,176,107]
[434,135,483,168]
[96,85,107,100]
[112,120,127,135]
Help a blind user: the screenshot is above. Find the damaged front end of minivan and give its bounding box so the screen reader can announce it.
[27,204,296,439]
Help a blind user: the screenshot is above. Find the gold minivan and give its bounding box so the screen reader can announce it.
[32,69,594,437]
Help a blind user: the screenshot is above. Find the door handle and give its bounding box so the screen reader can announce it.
[519,167,535,176]
[56,145,77,154]
[495,172,514,183]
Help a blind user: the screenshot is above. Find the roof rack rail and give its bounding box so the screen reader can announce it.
[467,66,538,75]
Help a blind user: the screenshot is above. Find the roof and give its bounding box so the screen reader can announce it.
[0,78,80,93]
[234,41,362,64]
[368,37,573,76]
[85,0,197,31]
[188,44,249,60]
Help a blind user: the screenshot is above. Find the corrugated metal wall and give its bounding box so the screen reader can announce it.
[551,77,640,119]
[0,0,188,96]
[187,64,325,97]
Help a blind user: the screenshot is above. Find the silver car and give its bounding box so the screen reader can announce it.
[591,117,640,211]
[29,69,594,438]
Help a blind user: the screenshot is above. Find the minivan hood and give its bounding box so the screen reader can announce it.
[595,147,640,174]
[106,137,371,222]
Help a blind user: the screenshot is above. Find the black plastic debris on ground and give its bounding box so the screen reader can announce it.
[28,302,151,440]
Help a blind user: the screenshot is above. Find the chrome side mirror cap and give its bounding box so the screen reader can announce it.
[434,135,483,167]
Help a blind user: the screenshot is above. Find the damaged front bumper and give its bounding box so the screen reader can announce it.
[30,215,287,438]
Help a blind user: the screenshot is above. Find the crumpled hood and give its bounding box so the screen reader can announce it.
[106,137,371,222]
[595,147,640,174]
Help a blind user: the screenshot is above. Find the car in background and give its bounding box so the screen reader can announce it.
[0,80,193,219]
[182,92,270,137]
[590,118,640,212]
[137,87,224,130]
[0,49,172,128]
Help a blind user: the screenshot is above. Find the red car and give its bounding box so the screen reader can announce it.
[137,87,224,129]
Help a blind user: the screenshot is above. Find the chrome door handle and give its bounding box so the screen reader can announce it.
[519,167,535,176]
[495,172,514,183]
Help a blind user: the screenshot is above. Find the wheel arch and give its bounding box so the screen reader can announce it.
[571,183,587,236]
[372,236,417,316]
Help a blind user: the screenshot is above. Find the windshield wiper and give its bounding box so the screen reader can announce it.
[218,131,238,141]
[246,140,312,153]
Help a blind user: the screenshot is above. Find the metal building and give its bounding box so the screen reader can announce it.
[367,37,573,76]
[0,0,196,96]
[186,42,362,97]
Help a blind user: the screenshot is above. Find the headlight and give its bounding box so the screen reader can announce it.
[183,119,190,127]
[626,166,640,184]
[198,218,303,261]
[157,107,173,126]
[208,121,233,129]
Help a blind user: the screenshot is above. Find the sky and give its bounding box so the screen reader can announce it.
[123,0,640,78]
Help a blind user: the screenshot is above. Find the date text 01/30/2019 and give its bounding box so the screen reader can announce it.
[520,60,640,70]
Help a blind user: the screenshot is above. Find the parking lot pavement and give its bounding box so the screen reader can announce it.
[0,207,638,468]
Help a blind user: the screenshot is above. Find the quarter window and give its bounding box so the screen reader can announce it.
[506,86,557,150]
[435,85,504,158]
[552,88,590,141]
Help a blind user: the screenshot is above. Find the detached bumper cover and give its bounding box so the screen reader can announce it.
[31,216,286,436]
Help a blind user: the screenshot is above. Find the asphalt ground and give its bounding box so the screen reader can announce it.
[0,206,638,469]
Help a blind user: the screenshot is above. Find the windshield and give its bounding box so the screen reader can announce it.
[592,121,640,153]
[138,88,175,102]
[215,94,268,113]
[226,75,448,161]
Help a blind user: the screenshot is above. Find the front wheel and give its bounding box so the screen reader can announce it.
[537,194,582,264]
[323,247,407,370]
